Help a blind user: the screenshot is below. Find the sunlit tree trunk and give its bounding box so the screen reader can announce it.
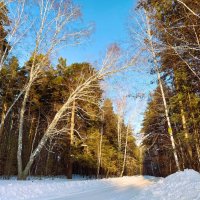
[67,100,76,179]
[178,138,185,169]
[117,115,122,152]
[97,112,104,178]
[0,102,7,138]
[70,100,76,146]
[145,9,180,171]
[17,85,31,179]
[120,125,129,177]
[179,100,193,168]
[139,146,144,175]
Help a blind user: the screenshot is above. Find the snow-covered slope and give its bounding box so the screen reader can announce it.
[0,169,199,200]
[136,169,200,200]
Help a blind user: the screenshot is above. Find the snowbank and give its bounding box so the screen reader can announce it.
[136,169,200,200]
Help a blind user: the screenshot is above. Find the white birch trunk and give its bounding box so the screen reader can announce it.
[97,112,104,178]
[145,9,180,171]
[117,115,122,151]
[17,85,31,179]
[120,125,129,177]
[70,100,76,145]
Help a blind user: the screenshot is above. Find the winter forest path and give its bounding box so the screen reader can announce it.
[50,176,158,200]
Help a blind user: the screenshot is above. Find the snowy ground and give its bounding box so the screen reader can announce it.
[0,170,200,200]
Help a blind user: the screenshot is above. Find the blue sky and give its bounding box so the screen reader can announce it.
[60,0,137,64]
[59,0,155,135]
[9,0,155,136]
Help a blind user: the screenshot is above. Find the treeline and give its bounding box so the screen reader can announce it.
[138,0,200,177]
[0,2,139,179]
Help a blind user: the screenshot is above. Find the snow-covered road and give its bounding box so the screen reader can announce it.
[52,177,155,200]
[0,176,158,200]
[1,170,200,200]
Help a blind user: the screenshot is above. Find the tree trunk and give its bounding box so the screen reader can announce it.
[179,100,193,166]
[178,139,185,170]
[66,100,76,179]
[0,102,7,138]
[97,112,104,178]
[139,146,143,175]
[70,100,76,146]
[29,116,35,153]
[4,110,15,178]
[179,100,189,139]
[18,134,49,180]
[17,85,31,179]
[117,115,122,152]
[120,125,129,177]
[145,9,180,171]
[173,71,193,167]
[45,141,53,176]
[66,158,73,179]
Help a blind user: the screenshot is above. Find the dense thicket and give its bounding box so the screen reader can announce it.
[139,0,200,176]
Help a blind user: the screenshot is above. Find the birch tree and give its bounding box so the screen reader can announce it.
[0,0,28,134]
[0,0,26,69]
[144,9,180,171]
[16,0,90,179]
[129,8,181,171]
[97,111,104,178]
[120,122,130,177]
[177,0,200,18]
[116,96,127,152]
[17,43,140,179]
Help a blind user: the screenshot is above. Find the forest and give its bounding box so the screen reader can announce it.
[140,0,200,177]
[0,0,139,180]
[1,0,200,182]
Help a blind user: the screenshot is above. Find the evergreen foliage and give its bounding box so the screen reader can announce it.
[0,56,139,178]
[139,0,200,176]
